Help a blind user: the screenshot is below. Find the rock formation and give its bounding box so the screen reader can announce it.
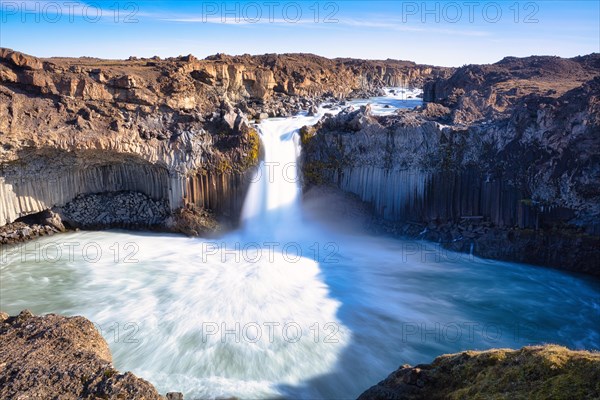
[0,310,183,399]
[303,54,600,274]
[0,48,447,236]
[0,209,66,245]
[357,345,600,399]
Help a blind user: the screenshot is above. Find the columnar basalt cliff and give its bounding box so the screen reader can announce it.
[0,48,447,239]
[303,54,600,274]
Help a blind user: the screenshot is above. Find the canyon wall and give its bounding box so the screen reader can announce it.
[1,161,170,224]
[303,55,600,273]
[304,110,570,228]
[0,48,446,232]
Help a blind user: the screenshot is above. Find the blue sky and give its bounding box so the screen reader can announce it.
[0,0,598,66]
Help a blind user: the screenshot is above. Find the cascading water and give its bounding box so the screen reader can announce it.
[240,115,315,235]
[1,90,600,399]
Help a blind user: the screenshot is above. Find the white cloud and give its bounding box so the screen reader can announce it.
[159,14,490,37]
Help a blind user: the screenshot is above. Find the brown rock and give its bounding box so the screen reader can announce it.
[0,311,166,399]
[0,49,43,70]
[40,209,66,232]
[358,345,600,400]
[111,74,138,89]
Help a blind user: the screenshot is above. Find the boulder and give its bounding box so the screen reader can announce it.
[0,311,167,399]
[111,74,138,89]
[0,49,43,70]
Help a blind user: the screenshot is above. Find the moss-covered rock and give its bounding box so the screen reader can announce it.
[358,345,600,400]
[300,125,317,146]
[166,204,219,237]
[302,160,330,186]
[242,127,261,169]
[208,127,261,175]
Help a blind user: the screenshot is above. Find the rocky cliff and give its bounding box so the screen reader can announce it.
[0,48,447,239]
[303,54,600,274]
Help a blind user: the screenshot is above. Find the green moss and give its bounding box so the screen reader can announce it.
[363,345,600,399]
[234,127,261,172]
[103,368,116,379]
[208,127,261,174]
[246,128,260,166]
[302,160,330,185]
[520,198,534,206]
[435,346,600,400]
[300,125,317,146]
[216,158,232,174]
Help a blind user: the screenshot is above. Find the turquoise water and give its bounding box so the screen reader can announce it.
[2,217,599,399]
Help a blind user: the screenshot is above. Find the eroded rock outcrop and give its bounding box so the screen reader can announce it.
[423,54,599,124]
[358,345,600,400]
[0,209,66,245]
[0,310,182,399]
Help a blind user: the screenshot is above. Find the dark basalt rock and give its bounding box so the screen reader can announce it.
[303,55,600,274]
[0,48,447,234]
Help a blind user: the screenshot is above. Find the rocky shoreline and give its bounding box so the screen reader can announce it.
[0,209,67,245]
[371,216,600,276]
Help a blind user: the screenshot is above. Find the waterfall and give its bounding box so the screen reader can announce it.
[240,112,324,237]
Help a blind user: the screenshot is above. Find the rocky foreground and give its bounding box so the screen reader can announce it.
[0,310,183,399]
[358,345,600,399]
[1,311,598,399]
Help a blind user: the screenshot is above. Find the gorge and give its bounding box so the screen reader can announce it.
[1,48,600,399]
